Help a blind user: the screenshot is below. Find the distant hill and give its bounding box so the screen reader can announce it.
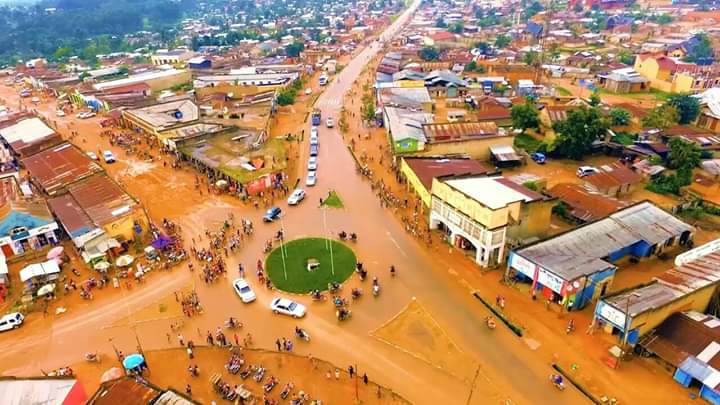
[0,0,195,64]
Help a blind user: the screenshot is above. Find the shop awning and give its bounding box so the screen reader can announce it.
[19,260,60,282]
[81,234,121,263]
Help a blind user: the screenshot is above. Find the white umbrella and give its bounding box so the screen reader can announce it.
[115,255,134,267]
[94,261,111,271]
[37,283,56,296]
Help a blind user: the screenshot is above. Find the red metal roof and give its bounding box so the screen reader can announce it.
[67,175,138,227]
[422,121,500,143]
[547,183,628,222]
[22,143,103,195]
[403,157,490,191]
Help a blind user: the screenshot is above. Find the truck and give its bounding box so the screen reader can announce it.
[311,109,321,126]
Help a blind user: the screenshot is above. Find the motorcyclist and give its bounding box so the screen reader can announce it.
[352,288,362,298]
[552,374,564,386]
[390,265,396,277]
[311,290,321,299]
[486,316,496,329]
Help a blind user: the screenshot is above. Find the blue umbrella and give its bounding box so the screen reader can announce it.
[122,353,145,370]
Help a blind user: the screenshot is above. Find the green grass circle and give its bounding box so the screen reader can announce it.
[266,237,357,294]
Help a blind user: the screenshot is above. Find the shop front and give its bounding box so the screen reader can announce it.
[0,223,59,258]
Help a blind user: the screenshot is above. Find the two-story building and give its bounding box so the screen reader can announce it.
[430,175,554,267]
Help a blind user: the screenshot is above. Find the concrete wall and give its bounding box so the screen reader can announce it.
[431,178,508,229]
[507,198,554,242]
[628,284,716,337]
[399,158,432,208]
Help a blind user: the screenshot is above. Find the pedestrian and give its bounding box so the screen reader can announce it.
[348,365,354,378]
[187,345,194,359]
[178,334,185,346]
[185,384,192,396]
[234,333,239,346]
[363,373,368,384]
[335,369,340,380]
[166,332,171,343]
[276,338,282,351]
[326,370,332,379]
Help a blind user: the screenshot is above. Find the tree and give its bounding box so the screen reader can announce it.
[435,17,447,28]
[642,104,679,129]
[656,14,673,25]
[552,107,610,159]
[610,108,632,126]
[617,49,635,65]
[683,33,714,64]
[667,94,701,125]
[448,21,464,34]
[668,137,702,170]
[474,41,491,55]
[494,34,511,49]
[419,46,439,61]
[511,101,540,133]
[523,51,539,66]
[285,42,305,58]
[524,1,543,19]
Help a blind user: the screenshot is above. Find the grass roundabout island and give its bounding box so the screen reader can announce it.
[266,237,357,294]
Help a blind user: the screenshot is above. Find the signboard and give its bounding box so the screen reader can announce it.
[675,238,720,266]
[537,268,564,294]
[509,253,536,279]
[597,301,627,329]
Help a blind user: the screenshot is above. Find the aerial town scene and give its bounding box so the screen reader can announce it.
[6,0,720,403]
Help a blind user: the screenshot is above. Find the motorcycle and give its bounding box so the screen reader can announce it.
[333,296,347,307]
[351,288,362,300]
[310,290,326,301]
[485,316,496,330]
[336,308,352,321]
[566,320,575,335]
[338,231,348,240]
[84,352,100,363]
[263,376,278,392]
[373,284,380,297]
[550,374,566,391]
[280,382,294,399]
[349,233,357,242]
[225,318,243,329]
[328,282,341,293]
[295,328,310,342]
[254,366,266,382]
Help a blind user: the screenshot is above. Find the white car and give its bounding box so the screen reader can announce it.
[310,127,318,137]
[31,97,40,104]
[102,150,116,163]
[56,110,65,117]
[270,298,306,318]
[305,88,312,95]
[0,312,24,332]
[310,133,318,145]
[288,188,306,205]
[307,156,318,171]
[576,166,600,178]
[306,171,317,186]
[325,117,334,128]
[86,151,98,160]
[232,278,257,303]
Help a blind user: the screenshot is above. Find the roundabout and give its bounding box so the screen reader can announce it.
[265,237,357,293]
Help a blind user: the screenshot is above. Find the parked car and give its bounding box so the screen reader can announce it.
[55,110,65,117]
[310,127,318,137]
[307,156,318,171]
[0,312,24,332]
[310,133,318,145]
[530,152,546,164]
[576,166,600,178]
[305,88,312,95]
[102,150,116,163]
[86,151,98,160]
[19,90,30,97]
[232,278,257,303]
[270,298,306,318]
[325,117,334,128]
[306,171,317,186]
[263,206,282,222]
[288,188,306,205]
[310,144,318,157]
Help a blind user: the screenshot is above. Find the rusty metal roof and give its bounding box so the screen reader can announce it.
[89,377,160,405]
[546,183,628,222]
[22,143,102,195]
[422,121,501,143]
[67,175,138,227]
[47,194,95,238]
[645,312,720,370]
[402,157,490,191]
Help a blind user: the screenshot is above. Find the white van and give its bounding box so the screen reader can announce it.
[0,312,24,332]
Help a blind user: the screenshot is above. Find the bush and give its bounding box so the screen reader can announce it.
[646,169,691,195]
[514,133,543,153]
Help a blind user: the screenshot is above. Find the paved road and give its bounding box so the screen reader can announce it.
[0,2,587,403]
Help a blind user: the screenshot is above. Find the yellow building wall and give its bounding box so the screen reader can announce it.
[102,208,148,242]
[629,285,716,337]
[671,73,694,93]
[415,135,515,160]
[400,158,432,208]
[634,57,659,80]
[508,199,554,241]
[431,179,509,229]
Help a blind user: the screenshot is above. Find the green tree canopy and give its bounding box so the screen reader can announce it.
[448,21,464,34]
[667,94,701,125]
[588,93,601,107]
[419,46,440,61]
[668,137,702,170]
[510,101,540,133]
[683,33,714,64]
[285,42,305,58]
[494,34,511,49]
[610,108,632,126]
[552,107,609,159]
[642,104,679,129]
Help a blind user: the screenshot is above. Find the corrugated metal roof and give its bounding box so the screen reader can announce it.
[0,378,78,405]
[402,157,490,191]
[422,121,500,143]
[67,175,138,227]
[546,183,628,222]
[47,194,96,237]
[516,202,694,280]
[22,142,103,195]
